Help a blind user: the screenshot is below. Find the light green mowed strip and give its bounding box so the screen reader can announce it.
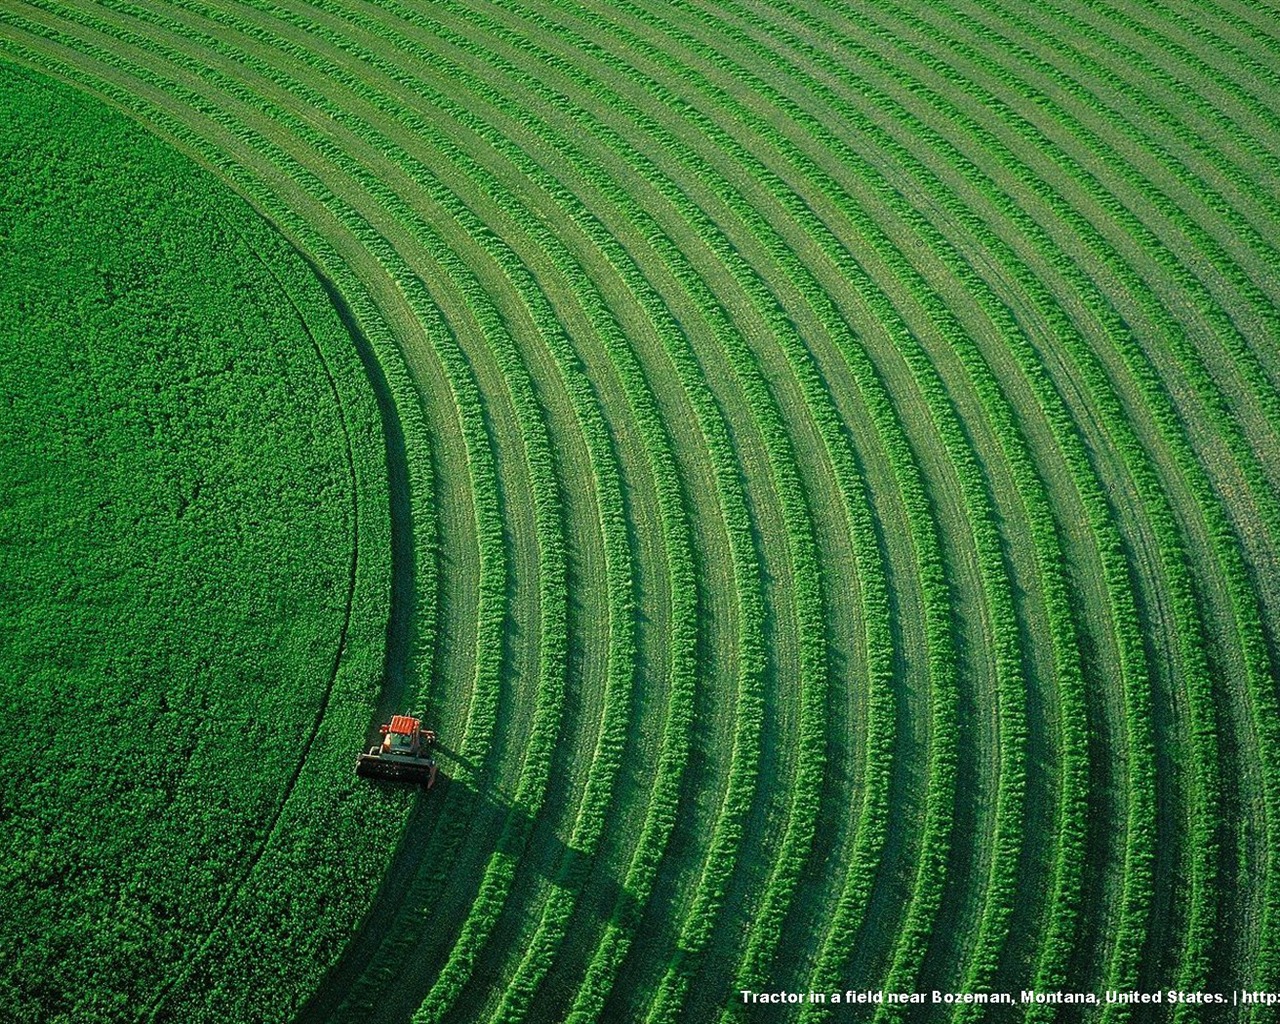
[0,1,1277,1023]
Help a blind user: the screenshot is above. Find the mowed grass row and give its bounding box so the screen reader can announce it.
[496,0,1090,1008]
[930,0,1280,756]
[322,0,1152,1008]
[271,4,834,1018]
[371,10,952,1024]
[424,0,1264,1013]
[373,10,947,1024]
[304,21,767,1024]
[860,2,1259,993]
[323,23,770,1023]
[916,2,1280,983]
[949,0,1280,430]
[747,0,1233,1003]
[794,0,1280,670]
[384,12,839,1018]
[783,0,1280,998]
[680,0,1177,998]
[882,0,1280,624]
[126,8,747,1024]
[262,8,890,1024]
[218,16,675,1024]
[119,4,626,1006]
[686,0,1264,1008]
[166,8,773,1024]
[504,2,1054,1008]
[312,0,1039,1013]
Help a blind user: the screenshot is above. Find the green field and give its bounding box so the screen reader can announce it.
[0,0,1277,1021]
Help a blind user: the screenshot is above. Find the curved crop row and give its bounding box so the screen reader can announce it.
[207,8,911,1013]
[563,0,1239,1008]
[279,9,776,1019]
[732,0,1208,1003]
[360,6,844,1016]
[783,1,1267,997]
[450,0,1049,1013]
[409,12,931,1013]
[896,0,1280,559]
[501,2,1090,1008]
[680,0,1239,1003]
[217,8,721,1013]
[136,4,757,1018]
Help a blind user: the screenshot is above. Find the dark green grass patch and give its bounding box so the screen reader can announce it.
[0,64,394,1024]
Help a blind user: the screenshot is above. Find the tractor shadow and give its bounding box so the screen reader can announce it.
[424,741,643,940]
[296,742,640,1024]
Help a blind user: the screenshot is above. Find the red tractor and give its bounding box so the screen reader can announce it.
[356,714,438,787]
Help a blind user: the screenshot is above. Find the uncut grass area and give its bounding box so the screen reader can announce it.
[0,65,399,1024]
[1,2,1279,1023]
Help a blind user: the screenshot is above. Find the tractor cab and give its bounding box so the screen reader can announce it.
[356,714,438,786]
